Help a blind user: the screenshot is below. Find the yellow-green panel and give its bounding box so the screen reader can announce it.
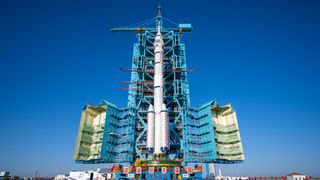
[73,104,107,161]
[211,104,245,162]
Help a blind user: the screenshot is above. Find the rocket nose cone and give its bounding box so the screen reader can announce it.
[148,104,154,111]
[161,103,167,110]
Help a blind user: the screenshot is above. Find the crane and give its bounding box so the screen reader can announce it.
[110,5,192,33]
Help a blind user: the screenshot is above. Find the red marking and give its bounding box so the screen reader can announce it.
[123,167,129,174]
[162,167,167,174]
[121,81,153,85]
[187,167,193,174]
[119,87,153,93]
[120,66,198,73]
[149,167,155,174]
[136,167,142,174]
[174,167,180,174]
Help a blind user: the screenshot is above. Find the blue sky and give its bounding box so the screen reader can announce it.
[0,0,320,177]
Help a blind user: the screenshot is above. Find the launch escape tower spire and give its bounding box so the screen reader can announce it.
[157,4,162,30]
[73,5,244,179]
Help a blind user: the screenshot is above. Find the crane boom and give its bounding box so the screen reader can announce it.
[110,26,192,33]
[110,5,192,33]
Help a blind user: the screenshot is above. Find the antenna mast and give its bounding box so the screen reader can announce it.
[157,4,162,32]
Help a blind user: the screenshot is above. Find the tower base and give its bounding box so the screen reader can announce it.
[112,159,204,180]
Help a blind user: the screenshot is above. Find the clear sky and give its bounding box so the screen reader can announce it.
[0,0,319,177]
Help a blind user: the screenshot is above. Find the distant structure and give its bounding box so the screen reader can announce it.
[0,171,10,180]
[55,169,112,180]
[73,5,244,179]
[287,172,308,180]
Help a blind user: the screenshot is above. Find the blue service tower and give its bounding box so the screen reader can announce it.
[73,5,244,180]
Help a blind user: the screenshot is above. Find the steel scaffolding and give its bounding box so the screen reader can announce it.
[126,28,191,161]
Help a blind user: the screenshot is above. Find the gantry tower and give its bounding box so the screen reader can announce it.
[73,5,244,178]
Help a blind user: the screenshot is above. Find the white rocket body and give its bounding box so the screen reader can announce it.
[153,29,165,155]
[146,6,169,155]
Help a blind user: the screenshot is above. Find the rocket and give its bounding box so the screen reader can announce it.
[146,5,169,155]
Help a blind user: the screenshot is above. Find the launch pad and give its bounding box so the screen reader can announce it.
[112,158,204,180]
[73,5,244,180]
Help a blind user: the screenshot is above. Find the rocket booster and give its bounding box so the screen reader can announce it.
[146,105,155,152]
[161,103,169,152]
